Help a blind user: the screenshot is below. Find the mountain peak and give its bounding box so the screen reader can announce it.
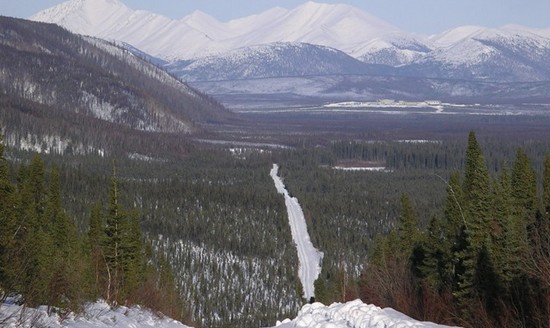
[30,0,130,35]
[182,10,217,22]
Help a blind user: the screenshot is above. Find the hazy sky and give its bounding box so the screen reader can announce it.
[1,0,549,34]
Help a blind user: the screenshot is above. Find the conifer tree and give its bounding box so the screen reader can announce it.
[46,166,80,309]
[15,158,54,306]
[444,171,466,244]
[463,131,483,200]
[28,155,47,223]
[0,137,17,292]
[104,164,125,302]
[511,148,537,221]
[46,166,77,254]
[397,193,419,255]
[88,201,104,297]
[453,132,492,316]
[542,154,550,217]
[490,166,520,283]
[122,209,144,297]
[462,131,491,249]
[415,216,449,290]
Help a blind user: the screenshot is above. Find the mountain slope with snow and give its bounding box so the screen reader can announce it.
[31,0,550,83]
[168,42,383,81]
[401,27,550,81]
[30,0,404,61]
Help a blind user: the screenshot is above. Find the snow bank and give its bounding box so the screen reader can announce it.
[0,300,189,328]
[273,299,459,328]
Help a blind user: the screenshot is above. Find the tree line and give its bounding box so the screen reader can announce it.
[0,137,185,322]
[360,132,550,327]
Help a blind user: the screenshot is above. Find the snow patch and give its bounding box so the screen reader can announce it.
[273,299,459,328]
[0,299,190,328]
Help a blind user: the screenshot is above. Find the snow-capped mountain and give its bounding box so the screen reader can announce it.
[30,0,404,61]
[168,42,383,82]
[30,0,550,85]
[357,34,432,66]
[401,26,550,81]
[224,1,400,56]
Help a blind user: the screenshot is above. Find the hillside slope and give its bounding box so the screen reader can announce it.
[0,16,229,157]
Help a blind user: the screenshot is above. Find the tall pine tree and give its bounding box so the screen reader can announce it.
[397,193,420,255]
[511,148,537,221]
[542,154,550,217]
[0,137,17,293]
[104,164,125,303]
[462,131,491,249]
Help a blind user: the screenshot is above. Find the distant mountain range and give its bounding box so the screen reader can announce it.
[30,0,550,104]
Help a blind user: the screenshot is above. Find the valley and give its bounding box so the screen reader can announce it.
[1,1,550,327]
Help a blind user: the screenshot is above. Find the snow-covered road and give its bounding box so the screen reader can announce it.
[270,164,323,300]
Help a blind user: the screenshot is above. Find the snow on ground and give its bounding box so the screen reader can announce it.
[273,299,459,328]
[333,166,389,172]
[0,300,189,328]
[0,298,459,328]
[271,164,323,300]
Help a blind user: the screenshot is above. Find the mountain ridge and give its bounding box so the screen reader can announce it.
[29,0,406,61]
[30,1,550,90]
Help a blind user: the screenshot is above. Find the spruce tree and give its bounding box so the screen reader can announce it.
[511,148,537,221]
[455,132,492,316]
[542,154,550,217]
[104,164,125,303]
[397,193,419,255]
[490,166,520,283]
[444,171,466,243]
[15,158,54,306]
[122,209,144,298]
[46,166,80,309]
[463,131,483,200]
[0,137,17,292]
[462,131,491,250]
[28,155,47,223]
[415,216,449,290]
[88,201,104,297]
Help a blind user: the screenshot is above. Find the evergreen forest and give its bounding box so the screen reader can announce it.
[2,131,550,327]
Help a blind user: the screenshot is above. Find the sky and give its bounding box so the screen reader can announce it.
[0,0,549,34]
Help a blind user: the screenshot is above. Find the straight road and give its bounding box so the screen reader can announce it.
[270,164,323,300]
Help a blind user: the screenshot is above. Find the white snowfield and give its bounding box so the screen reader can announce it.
[274,299,458,328]
[270,164,323,300]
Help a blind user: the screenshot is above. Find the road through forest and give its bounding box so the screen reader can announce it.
[270,164,323,300]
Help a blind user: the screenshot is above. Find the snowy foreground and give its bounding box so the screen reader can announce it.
[270,164,324,300]
[0,300,189,328]
[273,299,457,328]
[1,299,458,328]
